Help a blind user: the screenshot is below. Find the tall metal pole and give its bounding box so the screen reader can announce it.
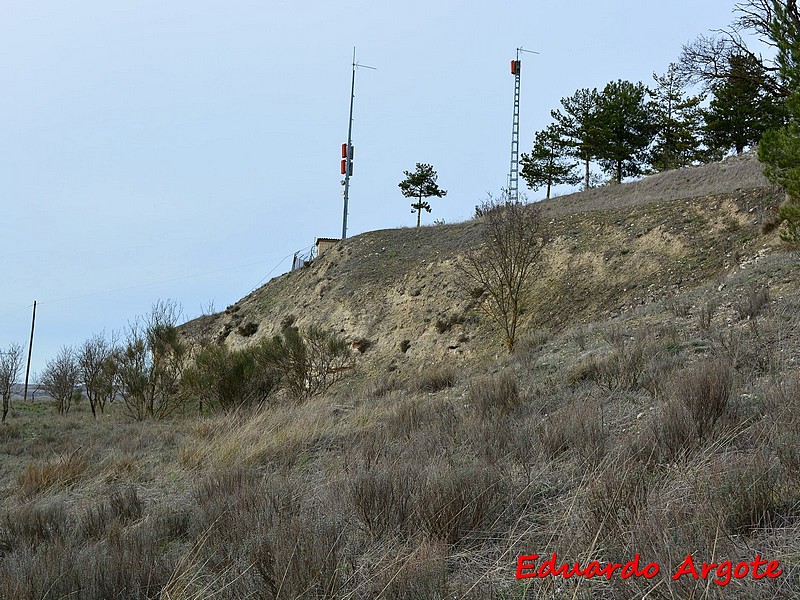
[340,48,375,240]
[508,47,538,204]
[342,48,357,240]
[23,300,36,402]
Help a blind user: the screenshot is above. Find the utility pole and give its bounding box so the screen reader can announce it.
[23,300,36,402]
[508,47,538,204]
[340,47,375,239]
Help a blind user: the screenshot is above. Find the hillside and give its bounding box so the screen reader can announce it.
[183,151,782,374]
[3,152,800,600]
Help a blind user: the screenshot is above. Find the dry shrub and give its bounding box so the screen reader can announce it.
[706,451,794,534]
[699,299,718,332]
[762,372,800,475]
[0,422,22,444]
[109,485,144,524]
[378,539,449,600]
[539,393,606,461]
[569,324,590,350]
[358,376,405,400]
[255,511,347,600]
[514,329,550,368]
[78,486,144,542]
[584,454,651,548]
[415,364,457,392]
[17,448,89,497]
[189,466,348,599]
[734,284,770,320]
[415,460,502,544]
[348,461,418,538]
[668,297,691,317]
[467,370,521,416]
[382,396,459,444]
[672,358,734,441]
[2,501,68,551]
[570,332,651,391]
[651,398,696,460]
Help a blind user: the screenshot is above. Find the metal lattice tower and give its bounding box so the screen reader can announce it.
[508,47,538,204]
[508,58,521,203]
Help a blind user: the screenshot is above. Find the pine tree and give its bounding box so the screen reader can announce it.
[551,88,601,190]
[759,0,800,242]
[649,64,707,171]
[592,80,655,183]
[398,163,447,227]
[704,53,785,155]
[520,124,580,199]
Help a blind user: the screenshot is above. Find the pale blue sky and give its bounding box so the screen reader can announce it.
[1,0,746,374]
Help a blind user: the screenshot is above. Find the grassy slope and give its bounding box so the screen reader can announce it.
[2,153,800,599]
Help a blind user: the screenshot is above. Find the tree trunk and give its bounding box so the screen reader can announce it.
[584,159,590,190]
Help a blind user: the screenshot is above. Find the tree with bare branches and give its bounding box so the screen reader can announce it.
[0,343,23,423]
[679,0,798,98]
[116,300,187,420]
[458,199,544,353]
[41,346,80,416]
[78,333,118,418]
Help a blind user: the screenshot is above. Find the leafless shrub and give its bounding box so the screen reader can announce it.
[415,460,502,544]
[40,345,79,416]
[458,199,544,353]
[78,333,118,419]
[468,370,521,416]
[2,501,68,550]
[539,394,606,461]
[734,284,770,320]
[668,298,692,317]
[377,539,449,600]
[651,398,697,460]
[348,461,417,537]
[0,342,23,423]
[414,364,457,393]
[699,299,719,332]
[585,455,651,546]
[708,452,792,534]
[672,358,734,441]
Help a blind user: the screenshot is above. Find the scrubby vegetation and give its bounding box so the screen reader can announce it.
[1,244,799,598]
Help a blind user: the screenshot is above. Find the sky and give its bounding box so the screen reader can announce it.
[1,0,748,375]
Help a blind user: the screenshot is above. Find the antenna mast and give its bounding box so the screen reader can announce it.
[508,47,538,204]
[340,48,375,239]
